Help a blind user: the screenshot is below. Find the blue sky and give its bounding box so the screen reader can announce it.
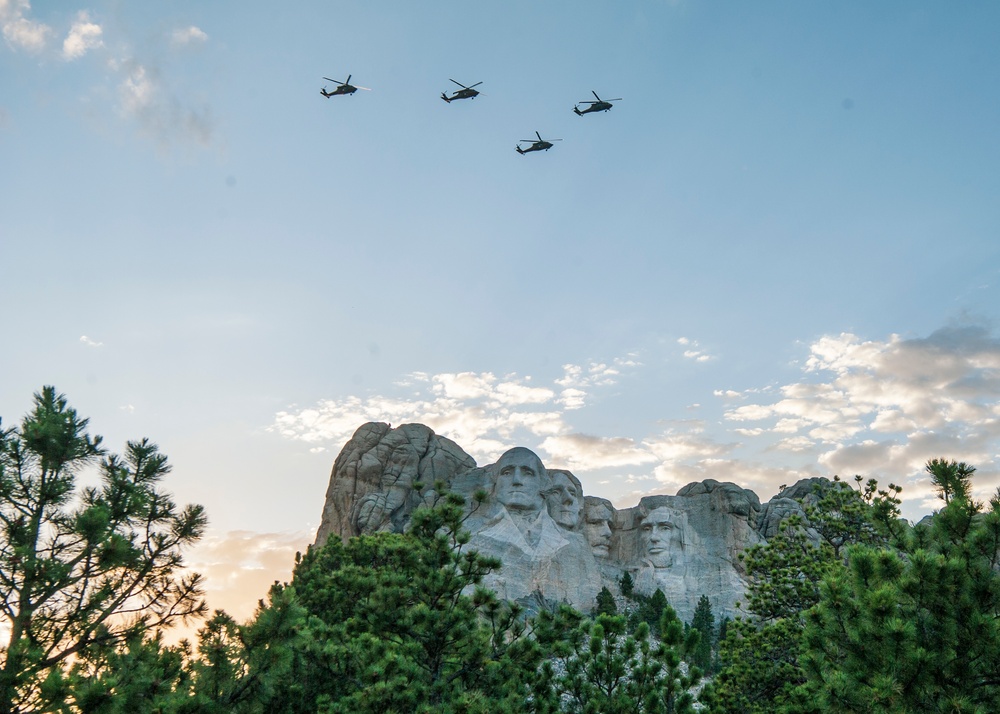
[2,0,1000,618]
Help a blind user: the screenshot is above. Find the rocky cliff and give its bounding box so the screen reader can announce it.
[315,422,818,622]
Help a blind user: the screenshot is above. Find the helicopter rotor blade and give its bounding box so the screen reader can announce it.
[592,90,601,101]
[469,81,483,88]
[536,131,543,141]
[322,77,343,84]
[345,75,352,85]
[449,78,467,88]
[356,87,372,91]
[608,98,623,102]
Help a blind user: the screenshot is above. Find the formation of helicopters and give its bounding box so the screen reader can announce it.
[321,75,619,155]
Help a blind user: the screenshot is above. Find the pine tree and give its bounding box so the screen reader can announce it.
[619,572,635,598]
[713,476,901,713]
[689,595,714,673]
[264,488,537,713]
[0,387,206,714]
[594,586,617,616]
[531,605,701,713]
[801,467,1000,712]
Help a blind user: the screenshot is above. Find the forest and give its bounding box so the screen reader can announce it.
[2,387,999,713]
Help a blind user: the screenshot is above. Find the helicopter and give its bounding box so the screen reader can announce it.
[573,91,621,115]
[516,131,562,154]
[320,75,371,97]
[441,79,483,102]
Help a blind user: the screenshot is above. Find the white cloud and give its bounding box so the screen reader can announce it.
[79,335,103,347]
[270,360,643,467]
[171,26,207,46]
[540,434,659,470]
[721,324,1000,508]
[270,327,1000,519]
[678,337,715,362]
[117,60,213,148]
[62,11,101,60]
[1,0,50,52]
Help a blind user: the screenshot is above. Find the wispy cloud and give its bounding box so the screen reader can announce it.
[116,60,213,148]
[79,335,103,347]
[171,26,207,46]
[1,0,51,53]
[62,11,101,60]
[271,359,640,465]
[271,326,1000,516]
[186,529,311,619]
[678,337,714,362]
[722,325,1000,502]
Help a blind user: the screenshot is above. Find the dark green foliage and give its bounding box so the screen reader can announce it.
[628,588,670,637]
[61,632,191,714]
[713,475,901,713]
[689,595,714,673]
[265,489,536,713]
[594,586,617,616]
[185,583,306,713]
[0,388,206,714]
[925,458,975,505]
[801,479,1000,712]
[530,605,700,713]
[619,571,635,598]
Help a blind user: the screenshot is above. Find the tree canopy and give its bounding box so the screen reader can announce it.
[0,387,206,714]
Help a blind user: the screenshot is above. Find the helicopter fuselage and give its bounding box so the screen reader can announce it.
[443,89,479,102]
[321,85,358,97]
[574,102,612,115]
[516,141,553,154]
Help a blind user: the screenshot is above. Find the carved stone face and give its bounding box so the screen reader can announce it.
[494,448,546,513]
[583,502,613,557]
[640,506,683,568]
[547,471,582,528]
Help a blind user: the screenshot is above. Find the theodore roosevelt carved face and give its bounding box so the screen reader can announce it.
[583,499,613,557]
[494,447,547,513]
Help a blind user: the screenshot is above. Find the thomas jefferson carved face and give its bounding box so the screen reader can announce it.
[494,447,546,513]
[546,470,582,528]
[583,501,613,557]
[640,506,683,568]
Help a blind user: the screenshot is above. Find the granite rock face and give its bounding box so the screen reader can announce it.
[315,422,822,622]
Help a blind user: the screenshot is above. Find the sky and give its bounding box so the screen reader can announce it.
[2,0,1000,621]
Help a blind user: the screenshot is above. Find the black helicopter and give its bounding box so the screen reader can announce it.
[516,131,562,154]
[441,79,483,102]
[573,91,621,115]
[320,75,371,97]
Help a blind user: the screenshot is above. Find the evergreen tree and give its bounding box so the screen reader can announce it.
[713,476,901,713]
[531,605,701,713]
[801,467,1000,712]
[264,489,537,713]
[925,458,975,505]
[0,387,207,714]
[689,595,714,673]
[594,586,617,616]
[619,572,635,598]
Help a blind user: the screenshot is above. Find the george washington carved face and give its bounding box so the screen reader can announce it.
[494,447,547,513]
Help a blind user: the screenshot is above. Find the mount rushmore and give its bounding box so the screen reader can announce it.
[315,422,824,621]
